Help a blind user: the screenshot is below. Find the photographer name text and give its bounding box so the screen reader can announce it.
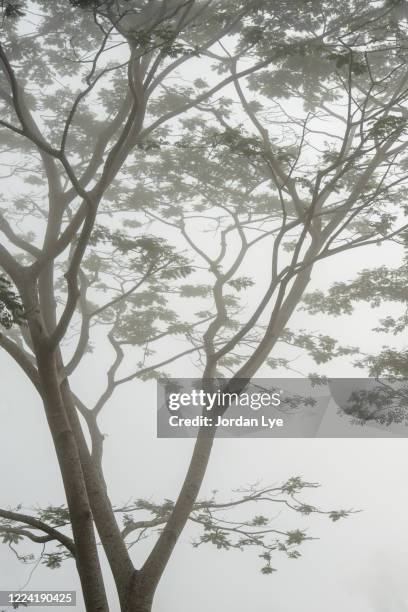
[168,415,284,429]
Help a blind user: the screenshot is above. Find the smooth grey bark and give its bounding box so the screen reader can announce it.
[35,353,109,611]
[18,276,109,612]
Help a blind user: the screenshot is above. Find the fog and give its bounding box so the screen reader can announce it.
[1,246,407,611]
[1,3,408,610]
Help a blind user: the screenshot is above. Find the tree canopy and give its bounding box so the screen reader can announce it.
[0,1,407,610]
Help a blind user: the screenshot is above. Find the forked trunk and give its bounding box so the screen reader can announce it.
[35,349,109,612]
[123,572,154,612]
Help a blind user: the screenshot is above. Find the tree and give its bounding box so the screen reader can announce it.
[0,1,407,610]
[303,237,408,425]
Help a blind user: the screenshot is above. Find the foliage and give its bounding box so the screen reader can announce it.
[0,477,351,576]
[303,254,408,425]
[0,275,24,329]
[1,0,407,608]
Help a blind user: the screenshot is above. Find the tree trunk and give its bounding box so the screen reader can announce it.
[35,348,109,612]
[124,572,154,612]
[59,376,136,608]
[131,599,153,612]
[140,428,215,597]
[35,236,134,607]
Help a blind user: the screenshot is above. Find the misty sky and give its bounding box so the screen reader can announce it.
[1,237,407,612]
[1,5,408,610]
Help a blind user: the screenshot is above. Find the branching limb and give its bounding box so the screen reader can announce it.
[0,509,75,556]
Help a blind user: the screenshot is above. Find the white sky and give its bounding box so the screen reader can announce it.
[1,5,408,611]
